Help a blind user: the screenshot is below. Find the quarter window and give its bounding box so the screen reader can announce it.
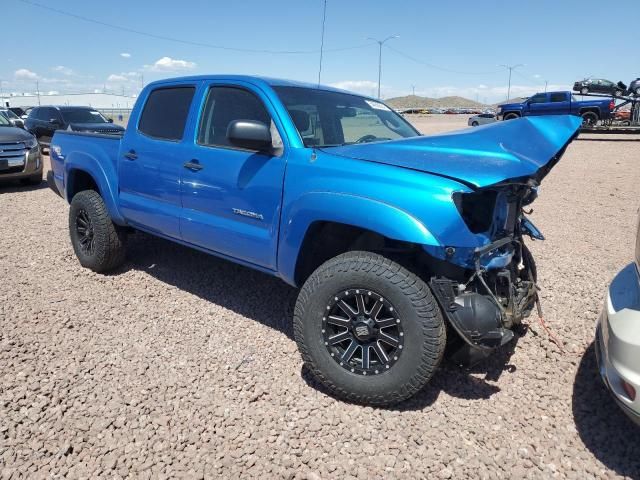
[139,86,195,140]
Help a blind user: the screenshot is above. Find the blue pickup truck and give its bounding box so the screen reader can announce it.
[49,75,582,405]
[497,91,614,125]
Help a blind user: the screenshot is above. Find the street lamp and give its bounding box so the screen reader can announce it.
[498,63,524,101]
[368,35,399,99]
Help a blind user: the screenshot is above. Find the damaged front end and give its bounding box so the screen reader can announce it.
[425,181,545,359]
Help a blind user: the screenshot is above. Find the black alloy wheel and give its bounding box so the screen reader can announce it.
[323,288,404,376]
[75,208,96,256]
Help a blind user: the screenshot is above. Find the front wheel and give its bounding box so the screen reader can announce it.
[503,112,520,121]
[69,190,126,273]
[471,121,479,127]
[294,251,446,406]
[580,87,589,95]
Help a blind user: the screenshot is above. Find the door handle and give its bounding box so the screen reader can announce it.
[124,150,138,161]
[183,160,203,171]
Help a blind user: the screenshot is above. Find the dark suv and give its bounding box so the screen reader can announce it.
[25,106,124,147]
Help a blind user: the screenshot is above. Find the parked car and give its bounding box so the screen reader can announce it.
[48,75,582,406]
[8,107,28,119]
[573,78,626,97]
[497,91,614,126]
[626,78,640,96]
[0,109,25,128]
[25,106,124,147]
[613,110,631,125]
[0,113,42,185]
[468,113,496,127]
[596,210,640,425]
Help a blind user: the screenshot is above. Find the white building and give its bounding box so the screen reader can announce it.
[1,92,137,110]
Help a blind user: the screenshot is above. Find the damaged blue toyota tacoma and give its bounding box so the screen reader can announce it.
[49,75,582,405]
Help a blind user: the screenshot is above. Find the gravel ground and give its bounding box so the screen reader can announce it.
[1,117,640,479]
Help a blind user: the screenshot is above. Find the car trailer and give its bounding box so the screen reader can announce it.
[577,92,640,134]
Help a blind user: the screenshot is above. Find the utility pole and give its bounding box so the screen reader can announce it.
[0,80,4,107]
[544,80,548,93]
[317,0,327,85]
[368,35,399,99]
[411,84,416,96]
[498,63,524,101]
[36,80,41,106]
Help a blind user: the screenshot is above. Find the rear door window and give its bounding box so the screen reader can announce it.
[549,93,567,102]
[138,86,195,140]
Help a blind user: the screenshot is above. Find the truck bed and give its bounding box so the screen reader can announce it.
[50,130,122,200]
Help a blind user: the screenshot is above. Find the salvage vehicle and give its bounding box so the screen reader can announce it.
[1,109,25,129]
[48,75,582,405]
[468,113,496,127]
[497,91,614,126]
[596,210,640,425]
[573,78,626,96]
[627,78,640,97]
[0,113,42,185]
[25,106,124,148]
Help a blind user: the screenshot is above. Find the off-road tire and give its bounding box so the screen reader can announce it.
[69,190,126,273]
[580,111,598,126]
[503,112,520,121]
[293,251,446,406]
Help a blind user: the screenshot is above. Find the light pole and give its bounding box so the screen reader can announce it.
[368,35,399,99]
[317,0,328,85]
[498,63,524,101]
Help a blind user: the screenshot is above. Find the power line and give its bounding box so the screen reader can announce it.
[385,45,502,75]
[16,0,372,55]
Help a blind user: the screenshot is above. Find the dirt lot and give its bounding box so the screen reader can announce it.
[1,116,640,479]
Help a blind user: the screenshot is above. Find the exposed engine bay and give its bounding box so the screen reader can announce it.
[426,181,544,356]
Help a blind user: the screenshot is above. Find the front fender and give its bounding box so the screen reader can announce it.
[277,192,440,285]
[64,152,125,224]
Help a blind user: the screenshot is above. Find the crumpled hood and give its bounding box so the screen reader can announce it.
[324,115,582,189]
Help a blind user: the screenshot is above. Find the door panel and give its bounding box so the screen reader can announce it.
[180,84,287,269]
[118,85,196,238]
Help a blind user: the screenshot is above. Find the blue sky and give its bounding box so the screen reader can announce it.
[3,0,639,103]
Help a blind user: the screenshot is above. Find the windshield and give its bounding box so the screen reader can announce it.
[61,108,108,124]
[2,110,19,120]
[0,112,12,126]
[274,86,419,147]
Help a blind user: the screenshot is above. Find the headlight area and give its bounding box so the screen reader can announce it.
[423,183,543,361]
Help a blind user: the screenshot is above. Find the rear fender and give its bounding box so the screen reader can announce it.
[277,192,440,285]
[64,152,125,224]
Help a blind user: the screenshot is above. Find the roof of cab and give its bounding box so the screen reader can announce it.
[144,75,375,99]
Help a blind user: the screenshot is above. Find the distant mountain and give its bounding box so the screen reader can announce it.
[385,94,486,109]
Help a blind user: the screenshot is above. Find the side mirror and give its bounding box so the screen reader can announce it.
[107,118,114,123]
[227,120,272,151]
[49,118,61,126]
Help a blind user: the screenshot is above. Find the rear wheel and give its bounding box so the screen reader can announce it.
[580,87,589,95]
[615,89,623,97]
[635,87,640,96]
[294,251,446,406]
[581,111,598,126]
[69,190,126,272]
